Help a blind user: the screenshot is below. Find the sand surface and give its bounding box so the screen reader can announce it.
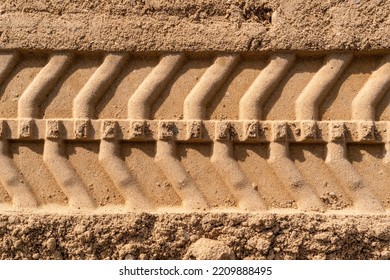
[0,0,390,259]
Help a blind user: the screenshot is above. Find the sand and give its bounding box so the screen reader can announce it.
[0,0,390,260]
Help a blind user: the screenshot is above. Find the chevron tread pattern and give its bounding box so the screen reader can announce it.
[0,51,390,213]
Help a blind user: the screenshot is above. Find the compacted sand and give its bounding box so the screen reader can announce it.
[0,0,390,259]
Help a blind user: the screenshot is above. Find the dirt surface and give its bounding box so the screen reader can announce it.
[1,213,390,260]
[0,0,390,51]
[1,0,390,260]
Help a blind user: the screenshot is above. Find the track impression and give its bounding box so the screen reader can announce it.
[0,51,390,213]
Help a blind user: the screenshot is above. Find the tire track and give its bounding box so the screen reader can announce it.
[0,51,388,213]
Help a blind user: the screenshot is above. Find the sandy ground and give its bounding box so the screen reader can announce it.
[0,0,389,51]
[0,0,390,260]
[1,213,390,260]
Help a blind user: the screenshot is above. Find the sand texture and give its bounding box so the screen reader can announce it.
[0,0,390,260]
[1,0,390,52]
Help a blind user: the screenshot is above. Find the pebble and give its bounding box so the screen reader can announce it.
[184,238,235,260]
[47,238,57,251]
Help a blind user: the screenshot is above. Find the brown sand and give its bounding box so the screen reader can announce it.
[1,0,390,52]
[0,0,390,260]
[1,213,390,260]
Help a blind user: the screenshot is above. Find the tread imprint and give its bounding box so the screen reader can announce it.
[0,51,390,213]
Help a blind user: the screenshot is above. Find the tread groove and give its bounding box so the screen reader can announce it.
[99,139,155,210]
[0,52,20,86]
[18,53,74,119]
[295,54,353,121]
[73,53,129,119]
[43,139,95,208]
[128,54,185,119]
[211,140,267,210]
[0,140,38,208]
[239,54,296,120]
[352,55,390,121]
[155,140,209,210]
[183,54,240,120]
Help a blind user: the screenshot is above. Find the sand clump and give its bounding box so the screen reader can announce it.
[184,238,236,260]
